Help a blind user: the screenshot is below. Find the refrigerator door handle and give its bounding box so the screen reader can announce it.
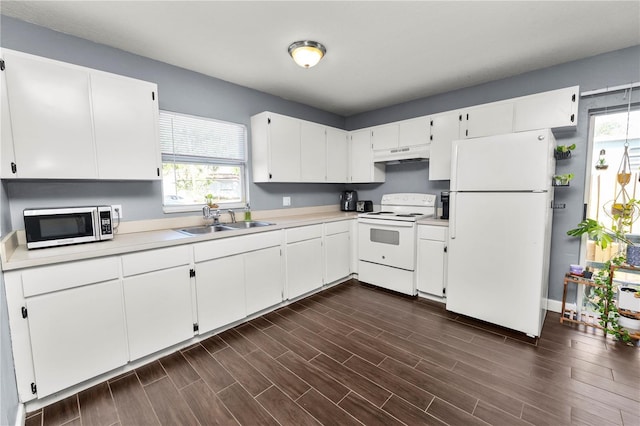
[449,192,456,239]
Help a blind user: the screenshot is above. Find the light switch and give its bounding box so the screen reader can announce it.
[283,196,291,207]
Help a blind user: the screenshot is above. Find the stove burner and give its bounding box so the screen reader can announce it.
[368,211,394,215]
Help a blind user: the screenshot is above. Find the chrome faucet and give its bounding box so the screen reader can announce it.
[228,209,236,223]
[202,206,221,225]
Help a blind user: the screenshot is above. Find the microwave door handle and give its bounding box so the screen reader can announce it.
[92,207,100,239]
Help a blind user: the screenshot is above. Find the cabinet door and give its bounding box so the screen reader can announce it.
[429,111,462,181]
[92,72,160,180]
[399,116,430,148]
[4,51,97,178]
[196,255,246,334]
[514,86,578,131]
[123,266,193,360]
[1,61,16,179]
[300,121,327,182]
[463,102,514,139]
[326,128,349,183]
[324,232,350,284]
[26,279,127,397]
[245,246,283,314]
[417,239,446,296]
[286,238,323,299]
[269,114,301,181]
[371,124,399,150]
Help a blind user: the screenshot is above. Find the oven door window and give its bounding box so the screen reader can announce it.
[25,213,94,243]
[370,228,400,245]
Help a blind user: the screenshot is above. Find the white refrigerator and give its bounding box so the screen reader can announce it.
[446,129,556,337]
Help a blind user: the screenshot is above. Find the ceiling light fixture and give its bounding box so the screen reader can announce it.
[288,40,326,68]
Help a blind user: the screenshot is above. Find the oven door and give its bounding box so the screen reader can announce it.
[358,218,416,270]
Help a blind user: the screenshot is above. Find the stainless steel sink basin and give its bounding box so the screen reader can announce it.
[176,224,234,235]
[176,221,274,235]
[222,221,275,229]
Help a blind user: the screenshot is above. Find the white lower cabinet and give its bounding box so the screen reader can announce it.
[194,231,283,333]
[6,257,128,399]
[286,225,324,299]
[121,246,194,361]
[245,246,283,313]
[417,225,448,297]
[324,221,351,284]
[196,254,246,334]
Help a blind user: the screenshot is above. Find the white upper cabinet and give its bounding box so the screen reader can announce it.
[91,71,160,180]
[461,102,514,139]
[326,127,349,183]
[1,49,160,180]
[399,116,431,147]
[428,110,462,181]
[3,50,97,179]
[300,121,327,181]
[350,129,385,183]
[513,86,579,131]
[1,56,16,179]
[371,123,399,150]
[251,111,301,182]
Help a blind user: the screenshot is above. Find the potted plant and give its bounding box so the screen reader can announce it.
[553,173,574,186]
[566,203,640,343]
[555,143,576,160]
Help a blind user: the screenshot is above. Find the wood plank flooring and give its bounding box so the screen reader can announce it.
[25,280,640,426]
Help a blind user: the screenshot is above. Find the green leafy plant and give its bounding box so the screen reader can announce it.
[556,143,576,153]
[566,204,640,343]
[553,173,574,185]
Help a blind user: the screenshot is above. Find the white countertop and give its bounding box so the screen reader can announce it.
[417,217,449,226]
[2,210,358,271]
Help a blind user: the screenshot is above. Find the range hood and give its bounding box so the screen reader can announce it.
[373,144,429,163]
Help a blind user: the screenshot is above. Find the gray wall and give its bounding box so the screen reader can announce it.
[0,15,347,230]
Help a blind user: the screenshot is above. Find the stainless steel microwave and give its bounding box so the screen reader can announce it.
[24,206,114,249]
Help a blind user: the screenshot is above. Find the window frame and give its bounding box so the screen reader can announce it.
[159,110,249,214]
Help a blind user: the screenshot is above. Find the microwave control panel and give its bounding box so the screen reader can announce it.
[99,209,113,236]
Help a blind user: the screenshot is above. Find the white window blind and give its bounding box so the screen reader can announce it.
[159,111,246,162]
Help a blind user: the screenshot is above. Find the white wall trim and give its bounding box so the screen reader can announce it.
[546,298,566,313]
[13,403,24,426]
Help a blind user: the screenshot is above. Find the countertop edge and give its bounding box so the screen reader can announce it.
[2,212,358,271]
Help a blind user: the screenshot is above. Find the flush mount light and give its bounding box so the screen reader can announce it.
[288,40,326,68]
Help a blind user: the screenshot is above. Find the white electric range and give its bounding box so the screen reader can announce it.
[357,193,437,295]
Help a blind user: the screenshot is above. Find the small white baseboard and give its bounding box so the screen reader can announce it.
[546,298,565,314]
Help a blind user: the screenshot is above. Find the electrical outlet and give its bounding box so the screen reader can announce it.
[112,204,123,219]
[283,196,291,207]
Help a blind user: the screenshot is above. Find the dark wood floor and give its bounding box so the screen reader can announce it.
[25,280,640,426]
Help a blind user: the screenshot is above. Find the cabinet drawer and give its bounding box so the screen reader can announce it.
[418,225,447,241]
[324,220,351,236]
[121,245,191,277]
[286,224,323,244]
[194,231,282,262]
[22,257,120,297]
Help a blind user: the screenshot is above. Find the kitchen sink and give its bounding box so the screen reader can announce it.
[176,224,234,235]
[222,221,275,229]
[176,221,274,236]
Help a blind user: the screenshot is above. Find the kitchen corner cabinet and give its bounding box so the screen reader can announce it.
[301,121,327,181]
[326,127,349,182]
[4,257,128,399]
[286,225,324,299]
[428,110,463,181]
[350,129,385,183]
[194,231,283,333]
[121,246,194,361]
[324,220,351,284]
[251,112,301,182]
[417,225,448,297]
[1,49,160,180]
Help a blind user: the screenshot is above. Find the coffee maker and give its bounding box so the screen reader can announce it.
[340,190,358,211]
[440,191,450,219]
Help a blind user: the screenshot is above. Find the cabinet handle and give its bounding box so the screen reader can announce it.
[11,162,17,174]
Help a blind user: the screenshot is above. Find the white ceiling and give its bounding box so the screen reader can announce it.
[2,1,639,116]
